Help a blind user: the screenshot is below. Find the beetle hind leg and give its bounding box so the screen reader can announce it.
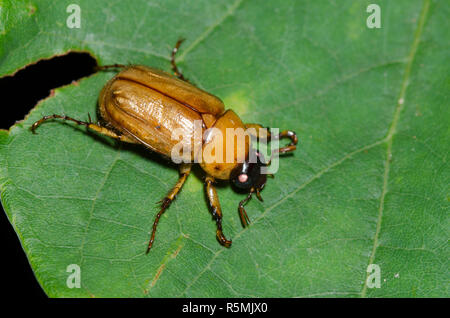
[146,163,192,253]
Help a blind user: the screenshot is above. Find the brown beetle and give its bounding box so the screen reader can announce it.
[31,40,298,253]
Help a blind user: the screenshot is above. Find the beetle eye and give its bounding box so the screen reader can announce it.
[231,163,256,190]
[231,164,248,189]
[238,174,248,183]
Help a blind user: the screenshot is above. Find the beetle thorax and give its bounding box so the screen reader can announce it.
[199,110,250,180]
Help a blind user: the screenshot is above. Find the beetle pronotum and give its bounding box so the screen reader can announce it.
[31,39,298,253]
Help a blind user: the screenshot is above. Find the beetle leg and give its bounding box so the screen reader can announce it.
[171,38,187,81]
[146,163,192,253]
[245,123,298,160]
[96,64,126,71]
[205,175,232,247]
[30,114,138,144]
[245,123,271,140]
[272,130,298,154]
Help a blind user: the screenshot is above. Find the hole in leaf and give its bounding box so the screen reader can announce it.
[0,52,97,129]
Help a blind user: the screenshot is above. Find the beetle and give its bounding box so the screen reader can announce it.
[30,39,298,253]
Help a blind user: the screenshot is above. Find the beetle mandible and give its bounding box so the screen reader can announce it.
[31,39,298,253]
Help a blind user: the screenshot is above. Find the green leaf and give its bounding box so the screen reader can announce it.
[0,0,448,297]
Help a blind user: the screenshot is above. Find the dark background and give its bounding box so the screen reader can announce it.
[0,53,97,298]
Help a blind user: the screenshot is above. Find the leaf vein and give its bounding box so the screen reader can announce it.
[78,148,122,264]
[360,0,430,298]
[180,138,384,295]
[177,0,245,62]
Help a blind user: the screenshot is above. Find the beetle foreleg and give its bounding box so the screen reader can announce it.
[205,175,232,248]
[245,124,298,154]
[30,114,138,144]
[272,130,298,154]
[245,123,270,140]
[146,163,192,253]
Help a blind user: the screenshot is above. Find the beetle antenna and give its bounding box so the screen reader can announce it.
[238,191,253,227]
[256,189,264,202]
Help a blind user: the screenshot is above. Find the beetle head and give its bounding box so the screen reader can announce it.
[230,150,267,192]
